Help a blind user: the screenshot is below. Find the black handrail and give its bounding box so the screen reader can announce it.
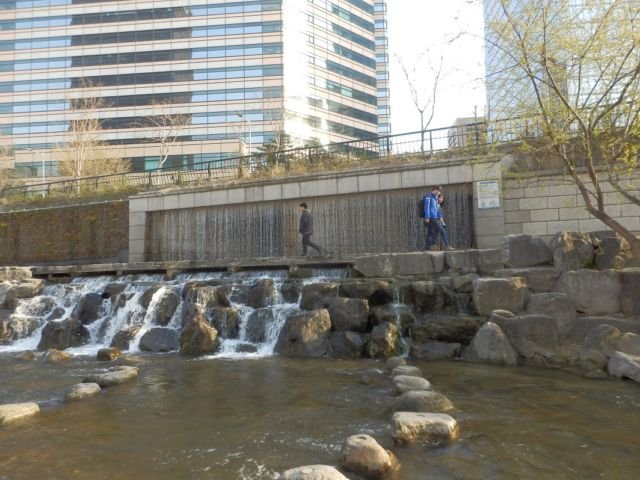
[0,118,529,201]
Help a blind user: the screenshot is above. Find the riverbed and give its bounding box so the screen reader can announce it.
[1,355,639,479]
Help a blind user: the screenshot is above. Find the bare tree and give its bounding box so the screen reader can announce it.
[487,0,640,260]
[58,81,130,178]
[144,101,191,169]
[396,50,444,152]
[0,135,14,190]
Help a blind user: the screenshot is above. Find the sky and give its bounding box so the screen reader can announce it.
[387,0,486,135]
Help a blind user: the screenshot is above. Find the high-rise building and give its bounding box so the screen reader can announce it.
[0,0,390,177]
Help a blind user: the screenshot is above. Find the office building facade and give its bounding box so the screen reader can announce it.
[0,0,389,177]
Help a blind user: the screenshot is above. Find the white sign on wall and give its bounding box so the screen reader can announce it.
[477,180,501,209]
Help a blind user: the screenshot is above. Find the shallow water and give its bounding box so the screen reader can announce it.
[1,355,639,480]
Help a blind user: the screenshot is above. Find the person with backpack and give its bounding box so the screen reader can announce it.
[419,186,442,251]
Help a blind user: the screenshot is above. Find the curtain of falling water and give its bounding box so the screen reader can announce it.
[146,184,475,261]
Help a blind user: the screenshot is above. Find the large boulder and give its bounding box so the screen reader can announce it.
[353,254,395,277]
[578,324,621,370]
[42,348,72,363]
[64,383,101,402]
[568,316,640,344]
[550,231,595,272]
[445,250,479,271]
[472,277,528,316]
[139,327,179,352]
[339,280,393,304]
[620,269,640,316]
[23,296,56,317]
[299,283,338,311]
[37,317,90,351]
[391,412,459,445]
[526,293,576,338]
[328,331,366,359]
[0,267,32,282]
[555,270,621,315]
[463,322,518,366]
[208,307,242,339]
[110,326,141,350]
[393,390,454,413]
[607,351,640,383]
[281,281,302,304]
[370,304,415,333]
[411,315,484,344]
[245,308,274,343]
[409,341,461,361]
[494,267,561,293]
[152,289,180,326]
[339,434,399,480]
[97,347,122,362]
[72,293,104,325]
[616,333,640,356]
[400,281,454,314]
[394,251,446,275]
[0,279,44,310]
[247,279,278,309]
[0,282,12,310]
[366,322,400,358]
[275,309,331,357]
[593,233,640,270]
[279,465,349,480]
[180,311,219,356]
[502,234,552,267]
[139,284,163,309]
[477,248,505,274]
[314,297,369,332]
[0,402,40,426]
[491,313,559,361]
[83,366,139,387]
[452,273,479,293]
[0,315,40,344]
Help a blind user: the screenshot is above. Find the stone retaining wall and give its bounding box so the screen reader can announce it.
[504,172,640,241]
[0,202,129,266]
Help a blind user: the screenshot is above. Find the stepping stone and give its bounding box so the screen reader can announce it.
[0,402,40,426]
[393,375,431,395]
[391,412,459,445]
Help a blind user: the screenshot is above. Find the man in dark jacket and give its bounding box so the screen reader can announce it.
[299,202,324,256]
[421,186,442,250]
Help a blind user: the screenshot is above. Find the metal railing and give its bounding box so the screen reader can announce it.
[0,118,536,203]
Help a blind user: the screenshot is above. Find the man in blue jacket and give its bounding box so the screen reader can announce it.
[421,185,442,250]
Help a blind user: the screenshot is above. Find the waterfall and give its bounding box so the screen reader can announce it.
[0,271,338,359]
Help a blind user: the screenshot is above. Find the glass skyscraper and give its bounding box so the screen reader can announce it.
[0,0,390,176]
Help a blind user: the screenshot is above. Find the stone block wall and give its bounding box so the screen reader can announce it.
[503,173,640,241]
[0,201,129,265]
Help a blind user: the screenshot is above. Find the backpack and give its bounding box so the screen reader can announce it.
[417,197,425,218]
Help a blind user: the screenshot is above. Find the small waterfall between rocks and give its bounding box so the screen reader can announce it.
[0,270,358,358]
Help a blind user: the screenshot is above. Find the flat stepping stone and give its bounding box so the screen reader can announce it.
[64,383,101,402]
[0,402,40,426]
[393,390,454,413]
[391,365,422,378]
[391,412,459,445]
[279,465,349,479]
[83,366,138,387]
[393,375,431,395]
